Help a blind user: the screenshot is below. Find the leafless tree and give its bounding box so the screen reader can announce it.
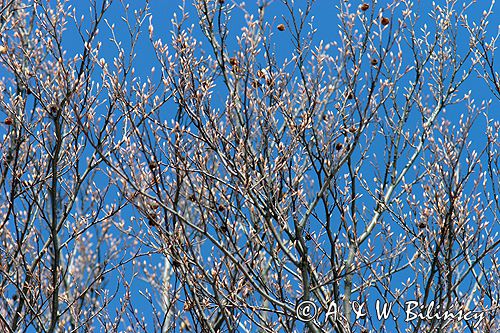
[1,0,499,332]
[0,0,143,332]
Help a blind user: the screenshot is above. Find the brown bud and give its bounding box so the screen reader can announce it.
[48,103,59,115]
[335,142,343,151]
[172,258,181,267]
[360,3,370,11]
[149,161,158,170]
[4,117,13,125]
[251,80,261,88]
[219,224,228,233]
[381,17,390,26]
[184,300,194,311]
[349,125,357,133]
[147,211,158,226]
[229,57,238,66]
[218,204,226,212]
[0,45,7,54]
[370,58,378,66]
[277,23,285,31]
[418,222,427,229]
[305,233,312,241]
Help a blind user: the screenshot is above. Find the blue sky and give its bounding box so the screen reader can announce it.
[2,0,499,331]
[66,0,500,331]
